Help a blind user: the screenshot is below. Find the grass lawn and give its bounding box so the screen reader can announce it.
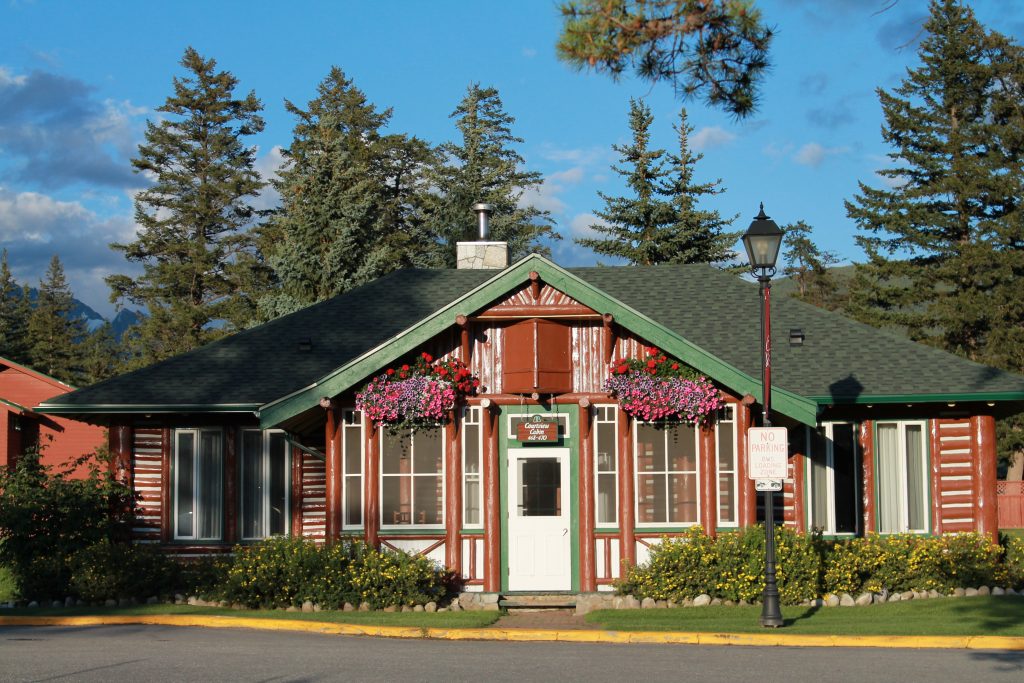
[1001,528,1024,542]
[585,596,1024,637]
[0,603,501,628]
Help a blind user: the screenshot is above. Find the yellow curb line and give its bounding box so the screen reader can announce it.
[2,616,1024,650]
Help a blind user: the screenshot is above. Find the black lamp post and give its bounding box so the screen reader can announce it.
[742,203,785,628]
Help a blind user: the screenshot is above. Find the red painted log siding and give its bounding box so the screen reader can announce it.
[483,407,501,591]
[737,402,756,527]
[445,416,462,571]
[579,404,596,591]
[790,446,806,534]
[131,427,163,543]
[933,418,977,534]
[617,409,636,569]
[300,453,326,543]
[364,425,380,549]
[699,426,716,536]
[325,409,341,541]
[290,445,304,537]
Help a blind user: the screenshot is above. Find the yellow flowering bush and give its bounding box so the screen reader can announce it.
[1005,536,1024,589]
[223,535,324,608]
[908,533,1004,593]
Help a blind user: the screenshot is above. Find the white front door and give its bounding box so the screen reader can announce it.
[507,447,571,591]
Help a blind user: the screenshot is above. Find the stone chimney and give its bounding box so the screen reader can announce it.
[456,202,509,269]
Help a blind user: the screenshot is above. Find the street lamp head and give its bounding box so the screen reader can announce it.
[742,203,784,280]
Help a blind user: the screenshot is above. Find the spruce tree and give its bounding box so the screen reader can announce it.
[781,221,841,310]
[845,0,1024,470]
[258,67,435,320]
[845,0,1024,364]
[78,323,121,385]
[424,84,556,266]
[106,47,265,365]
[0,249,30,364]
[27,255,85,383]
[577,101,734,265]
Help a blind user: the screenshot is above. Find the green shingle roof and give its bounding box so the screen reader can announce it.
[37,256,1024,425]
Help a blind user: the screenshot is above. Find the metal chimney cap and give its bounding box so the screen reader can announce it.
[472,203,493,213]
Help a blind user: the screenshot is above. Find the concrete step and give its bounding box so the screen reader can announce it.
[499,593,577,610]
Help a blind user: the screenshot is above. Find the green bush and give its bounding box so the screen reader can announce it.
[0,448,136,600]
[342,541,446,609]
[907,533,1003,593]
[823,533,919,595]
[1005,537,1024,589]
[69,539,180,602]
[0,561,17,602]
[222,535,324,608]
[616,526,822,606]
[179,554,231,601]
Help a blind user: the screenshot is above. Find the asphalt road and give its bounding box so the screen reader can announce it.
[1,625,1023,683]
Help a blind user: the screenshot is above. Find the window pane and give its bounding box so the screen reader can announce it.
[464,477,480,525]
[241,431,262,539]
[382,431,409,474]
[176,432,195,537]
[636,424,666,472]
[906,424,925,531]
[382,477,408,524]
[198,431,222,540]
[718,473,735,523]
[414,475,443,524]
[464,423,480,474]
[668,473,697,524]
[344,476,362,526]
[597,473,617,525]
[344,425,362,474]
[810,428,828,530]
[637,474,666,524]
[667,424,696,472]
[717,419,734,471]
[596,423,615,471]
[413,429,442,474]
[832,424,858,534]
[877,424,900,533]
[269,432,287,536]
[518,458,560,517]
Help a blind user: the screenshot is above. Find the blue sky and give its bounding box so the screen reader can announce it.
[1,0,1022,317]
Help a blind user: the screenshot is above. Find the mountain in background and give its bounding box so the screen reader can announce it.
[22,287,141,341]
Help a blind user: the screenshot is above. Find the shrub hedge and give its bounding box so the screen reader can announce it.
[618,527,1022,604]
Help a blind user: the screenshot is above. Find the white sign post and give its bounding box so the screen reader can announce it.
[748,427,788,489]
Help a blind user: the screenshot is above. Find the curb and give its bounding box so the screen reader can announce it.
[2,615,1024,650]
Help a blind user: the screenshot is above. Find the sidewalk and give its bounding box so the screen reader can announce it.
[3,613,1024,649]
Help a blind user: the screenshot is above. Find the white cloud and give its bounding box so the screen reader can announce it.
[794,142,851,167]
[762,142,794,159]
[252,145,286,212]
[518,165,585,216]
[569,212,607,240]
[691,126,736,151]
[0,66,27,87]
[878,172,909,189]
[538,144,606,166]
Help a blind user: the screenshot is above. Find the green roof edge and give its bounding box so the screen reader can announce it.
[258,255,820,428]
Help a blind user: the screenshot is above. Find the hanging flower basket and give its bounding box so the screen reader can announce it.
[356,352,479,431]
[604,347,723,426]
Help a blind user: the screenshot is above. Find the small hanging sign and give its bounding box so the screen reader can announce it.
[517,415,558,442]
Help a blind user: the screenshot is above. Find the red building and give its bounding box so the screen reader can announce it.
[1,357,106,478]
[37,241,1024,591]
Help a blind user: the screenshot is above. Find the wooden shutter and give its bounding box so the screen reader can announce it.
[502,319,573,394]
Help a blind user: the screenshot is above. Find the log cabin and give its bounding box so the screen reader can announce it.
[36,236,1024,593]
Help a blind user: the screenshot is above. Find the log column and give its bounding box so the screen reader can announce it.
[973,414,999,542]
[578,400,596,591]
[930,420,944,536]
[617,409,636,569]
[160,426,171,544]
[291,445,304,537]
[790,447,806,534]
[364,419,380,548]
[482,402,501,591]
[699,425,717,537]
[108,424,133,484]
[737,401,756,528]
[224,426,238,545]
[324,407,342,542]
[445,414,463,572]
[859,421,876,534]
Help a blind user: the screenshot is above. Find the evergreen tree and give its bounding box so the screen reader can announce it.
[27,255,85,383]
[424,84,556,266]
[258,67,435,320]
[0,249,30,364]
[845,0,1024,364]
[781,221,841,310]
[77,323,121,385]
[577,101,734,265]
[106,47,266,365]
[844,0,1024,470]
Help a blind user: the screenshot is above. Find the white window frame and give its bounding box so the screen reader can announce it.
[462,406,483,529]
[876,420,929,534]
[715,405,738,528]
[633,421,701,528]
[594,405,619,528]
[239,429,290,541]
[342,410,364,529]
[379,426,446,530]
[173,428,223,542]
[804,422,860,536]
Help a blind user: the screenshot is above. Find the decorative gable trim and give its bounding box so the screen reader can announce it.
[257,255,820,428]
